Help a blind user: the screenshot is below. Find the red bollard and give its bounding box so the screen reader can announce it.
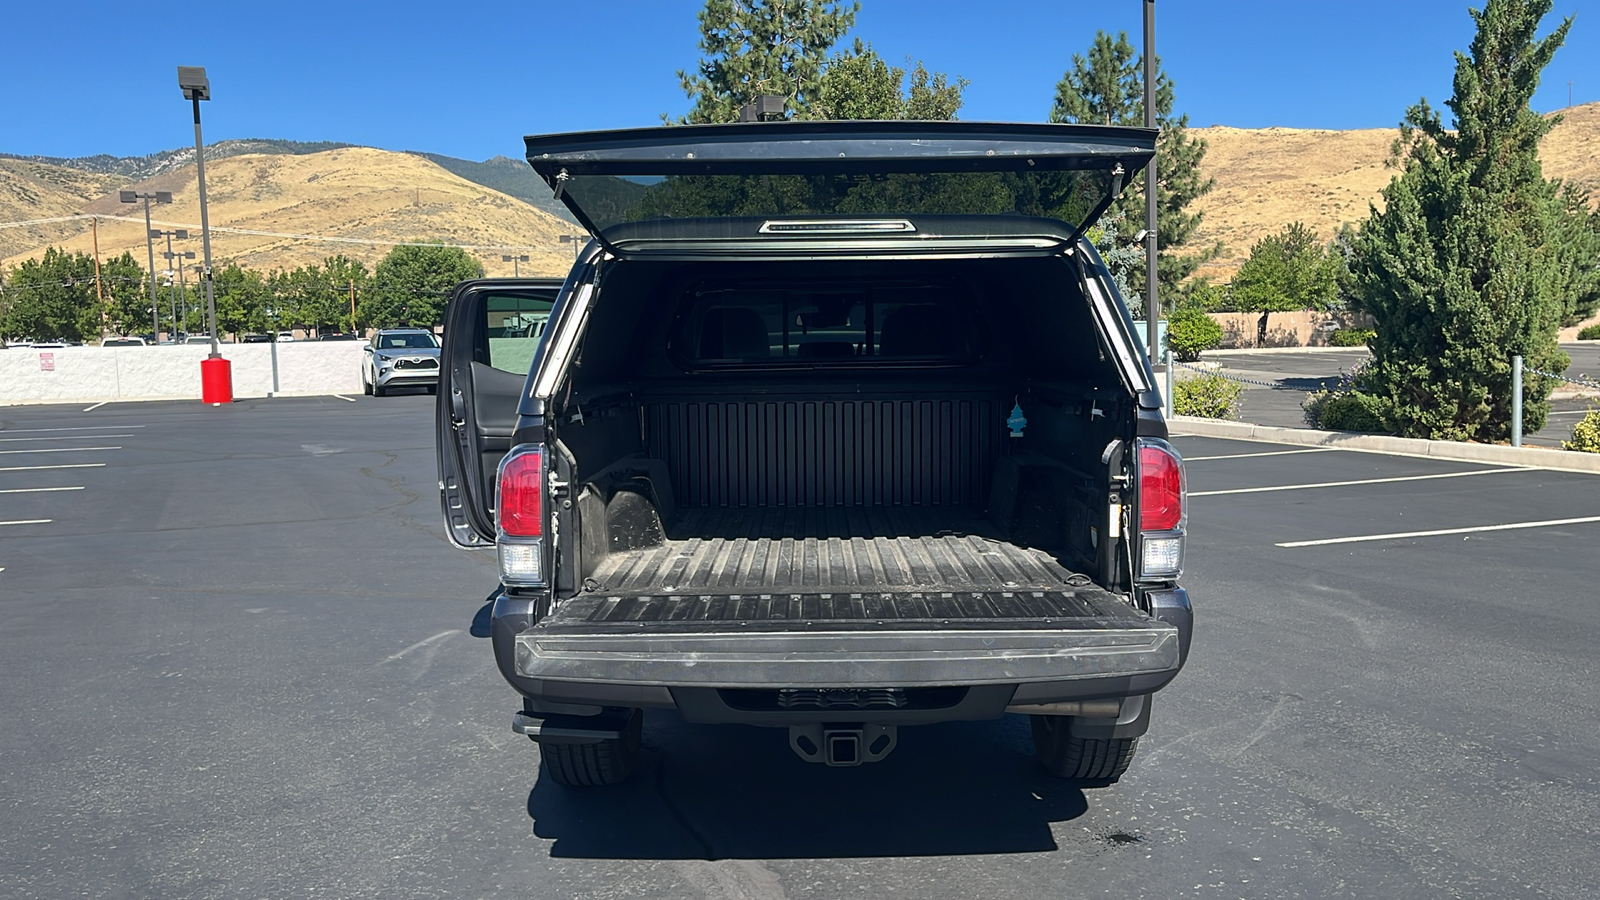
[201,356,234,404]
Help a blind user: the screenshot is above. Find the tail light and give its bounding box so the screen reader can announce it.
[496,446,545,586]
[1136,438,1186,579]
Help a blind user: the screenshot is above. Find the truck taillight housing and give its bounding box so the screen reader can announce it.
[496,446,545,586]
[1136,438,1186,579]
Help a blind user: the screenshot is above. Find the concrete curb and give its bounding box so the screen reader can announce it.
[1169,415,1600,475]
[1206,346,1369,356]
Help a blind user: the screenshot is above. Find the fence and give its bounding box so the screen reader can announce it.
[0,342,366,405]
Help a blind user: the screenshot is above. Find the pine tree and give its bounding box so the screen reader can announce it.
[1355,0,1598,442]
[676,0,860,123]
[1049,31,1217,311]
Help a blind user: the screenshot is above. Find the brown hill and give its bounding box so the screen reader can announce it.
[4,104,1596,287]
[2,147,580,278]
[1188,101,1600,282]
[0,159,128,262]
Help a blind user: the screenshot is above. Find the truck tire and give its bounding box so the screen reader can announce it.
[1031,714,1139,787]
[538,710,643,787]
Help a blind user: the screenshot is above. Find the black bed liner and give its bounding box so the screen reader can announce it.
[591,507,1089,595]
[553,506,1145,636]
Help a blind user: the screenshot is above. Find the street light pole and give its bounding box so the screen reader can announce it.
[120,190,172,341]
[502,253,529,277]
[1143,0,1160,366]
[1139,0,1164,366]
[180,66,232,403]
[179,68,218,355]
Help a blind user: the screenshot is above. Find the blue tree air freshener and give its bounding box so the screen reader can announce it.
[1007,400,1027,438]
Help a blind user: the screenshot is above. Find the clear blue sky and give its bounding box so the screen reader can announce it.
[3,0,1592,161]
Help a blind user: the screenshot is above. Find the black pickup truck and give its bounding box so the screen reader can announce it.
[436,120,1192,788]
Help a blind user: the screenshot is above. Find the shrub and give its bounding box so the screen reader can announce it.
[1329,328,1375,347]
[1166,308,1224,361]
[1173,371,1243,419]
[1578,324,1600,341]
[1309,392,1392,432]
[1564,409,1600,452]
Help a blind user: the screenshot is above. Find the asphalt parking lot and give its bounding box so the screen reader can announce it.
[3,396,1598,899]
[1201,342,1600,448]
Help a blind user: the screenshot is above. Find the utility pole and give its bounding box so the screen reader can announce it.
[120,190,172,341]
[91,217,105,338]
[349,278,357,334]
[1143,0,1160,365]
[91,217,103,303]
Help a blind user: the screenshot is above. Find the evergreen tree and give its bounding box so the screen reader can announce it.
[676,0,860,123]
[1355,0,1598,442]
[1049,31,1217,311]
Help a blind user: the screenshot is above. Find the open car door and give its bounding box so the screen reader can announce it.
[436,278,565,549]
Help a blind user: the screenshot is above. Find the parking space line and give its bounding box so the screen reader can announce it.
[0,520,52,527]
[333,395,358,402]
[1190,467,1529,497]
[0,434,134,443]
[82,401,109,412]
[0,425,145,433]
[1185,448,1339,462]
[1278,515,1600,547]
[0,486,84,494]
[0,463,106,472]
[0,446,121,455]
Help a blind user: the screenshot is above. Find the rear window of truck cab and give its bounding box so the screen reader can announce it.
[671,279,986,368]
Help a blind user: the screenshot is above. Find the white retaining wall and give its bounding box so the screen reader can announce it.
[0,342,367,405]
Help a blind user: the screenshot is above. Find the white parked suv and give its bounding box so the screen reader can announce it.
[361,328,440,396]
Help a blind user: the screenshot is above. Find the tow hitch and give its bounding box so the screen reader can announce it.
[788,723,898,766]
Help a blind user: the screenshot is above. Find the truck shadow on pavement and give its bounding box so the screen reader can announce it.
[525,711,1093,859]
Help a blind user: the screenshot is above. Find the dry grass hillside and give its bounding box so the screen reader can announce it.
[1,148,579,278]
[1188,101,1600,282]
[4,104,1596,288]
[0,159,128,262]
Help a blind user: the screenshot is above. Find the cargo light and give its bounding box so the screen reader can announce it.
[496,446,545,585]
[1137,438,1185,579]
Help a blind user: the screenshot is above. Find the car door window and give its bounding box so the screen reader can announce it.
[483,292,555,375]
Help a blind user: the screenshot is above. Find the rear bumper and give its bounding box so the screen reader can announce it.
[489,588,1191,717]
[515,624,1179,688]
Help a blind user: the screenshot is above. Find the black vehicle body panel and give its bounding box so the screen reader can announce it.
[437,123,1188,744]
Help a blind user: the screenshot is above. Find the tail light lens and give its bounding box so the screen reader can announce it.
[1137,439,1186,579]
[496,446,545,586]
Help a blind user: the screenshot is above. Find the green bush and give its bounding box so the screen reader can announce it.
[1173,371,1243,419]
[1166,308,1224,361]
[1329,328,1375,347]
[1563,409,1600,452]
[1303,389,1392,432]
[1577,324,1600,341]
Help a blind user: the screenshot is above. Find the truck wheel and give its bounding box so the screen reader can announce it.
[1031,715,1139,787]
[539,710,643,787]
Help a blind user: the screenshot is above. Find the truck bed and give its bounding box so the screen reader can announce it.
[589,506,1095,597]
